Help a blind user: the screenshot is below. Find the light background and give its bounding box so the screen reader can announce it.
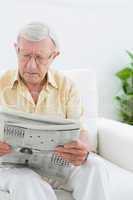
[0,0,133,119]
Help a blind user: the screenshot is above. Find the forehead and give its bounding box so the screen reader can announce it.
[18,37,55,53]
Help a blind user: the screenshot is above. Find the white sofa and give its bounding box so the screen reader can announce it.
[0,68,133,200]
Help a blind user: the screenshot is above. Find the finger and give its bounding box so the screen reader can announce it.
[0,146,11,150]
[0,148,10,152]
[0,149,11,156]
[70,156,88,166]
[55,147,86,156]
[58,152,86,163]
[64,140,85,150]
[0,142,11,150]
[72,160,84,166]
[0,141,9,145]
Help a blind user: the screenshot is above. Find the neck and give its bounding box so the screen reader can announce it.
[20,74,47,104]
[27,83,43,93]
[27,83,43,104]
[23,75,47,93]
[27,79,47,104]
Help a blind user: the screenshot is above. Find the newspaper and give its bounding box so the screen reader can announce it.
[0,107,80,184]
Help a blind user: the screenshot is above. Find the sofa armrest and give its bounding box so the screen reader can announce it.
[97,118,133,172]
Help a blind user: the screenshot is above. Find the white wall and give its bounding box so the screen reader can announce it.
[0,0,133,119]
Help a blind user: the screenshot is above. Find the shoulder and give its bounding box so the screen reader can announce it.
[50,68,77,92]
[0,68,17,89]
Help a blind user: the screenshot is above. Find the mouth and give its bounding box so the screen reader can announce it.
[25,72,39,75]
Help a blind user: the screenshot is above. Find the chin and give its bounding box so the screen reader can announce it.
[24,73,40,83]
[24,76,40,85]
[28,79,40,85]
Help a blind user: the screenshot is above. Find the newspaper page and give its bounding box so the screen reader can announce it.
[0,107,80,184]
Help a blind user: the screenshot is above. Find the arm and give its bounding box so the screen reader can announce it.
[55,81,91,166]
[55,130,91,166]
[0,79,12,156]
[79,129,91,148]
[98,118,133,172]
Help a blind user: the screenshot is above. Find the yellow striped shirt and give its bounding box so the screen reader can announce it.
[0,68,86,131]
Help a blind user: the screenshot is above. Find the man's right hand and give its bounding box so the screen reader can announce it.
[0,141,11,156]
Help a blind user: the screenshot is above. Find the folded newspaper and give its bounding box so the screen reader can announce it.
[0,107,80,184]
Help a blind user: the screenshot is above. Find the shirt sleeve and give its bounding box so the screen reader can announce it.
[65,82,88,132]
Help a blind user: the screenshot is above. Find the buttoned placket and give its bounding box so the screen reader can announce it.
[17,81,49,113]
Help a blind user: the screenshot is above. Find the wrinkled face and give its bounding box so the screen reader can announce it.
[15,37,59,85]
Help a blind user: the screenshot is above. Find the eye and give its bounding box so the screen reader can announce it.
[19,53,30,61]
[23,54,30,58]
[36,55,44,60]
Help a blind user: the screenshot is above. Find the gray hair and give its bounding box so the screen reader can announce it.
[17,22,59,49]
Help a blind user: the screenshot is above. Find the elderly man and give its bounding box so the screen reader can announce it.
[0,22,109,200]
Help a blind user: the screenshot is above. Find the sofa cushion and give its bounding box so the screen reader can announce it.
[102,157,133,200]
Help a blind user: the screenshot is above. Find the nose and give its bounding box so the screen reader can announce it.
[26,56,38,72]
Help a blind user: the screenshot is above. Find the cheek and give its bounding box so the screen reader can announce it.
[40,65,48,74]
[18,61,27,75]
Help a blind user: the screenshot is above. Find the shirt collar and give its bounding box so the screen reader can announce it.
[11,68,58,89]
[47,69,58,89]
[10,69,19,89]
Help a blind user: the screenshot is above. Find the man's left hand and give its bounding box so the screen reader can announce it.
[55,139,90,166]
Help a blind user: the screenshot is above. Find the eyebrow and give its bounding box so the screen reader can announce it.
[19,49,50,56]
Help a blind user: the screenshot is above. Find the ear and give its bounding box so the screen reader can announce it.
[14,43,19,53]
[52,51,60,59]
